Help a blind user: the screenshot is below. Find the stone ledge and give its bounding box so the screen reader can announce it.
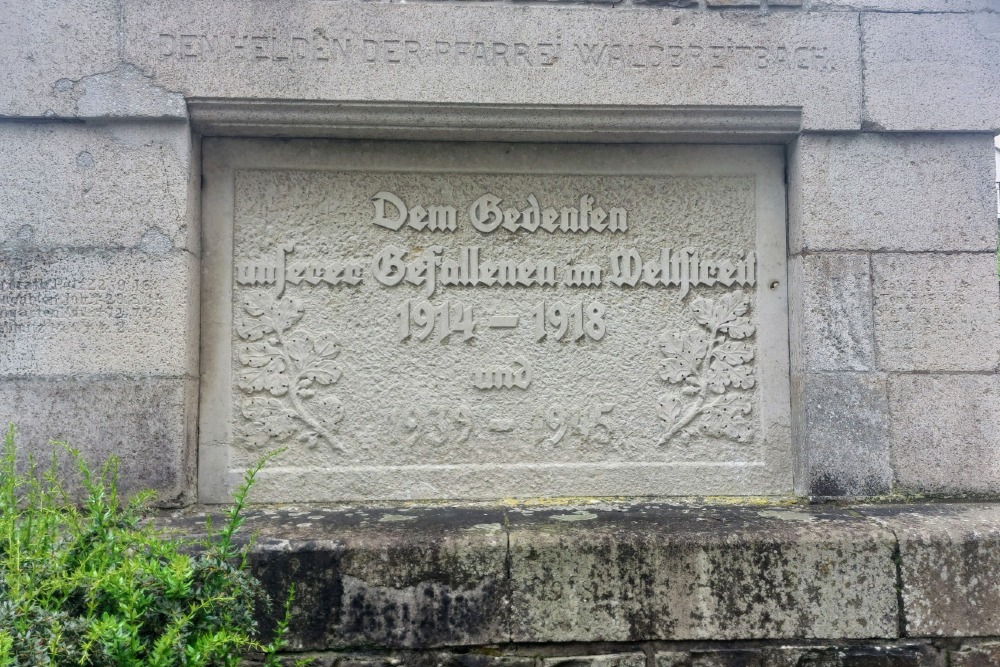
[187,101,803,144]
[156,502,1000,651]
[252,640,997,666]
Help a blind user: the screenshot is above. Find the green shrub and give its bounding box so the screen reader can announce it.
[0,424,302,667]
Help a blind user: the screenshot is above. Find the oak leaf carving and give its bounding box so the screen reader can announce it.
[657,290,757,445]
[236,292,344,452]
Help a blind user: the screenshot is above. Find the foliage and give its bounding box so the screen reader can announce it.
[0,424,302,667]
[237,292,344,452]
[657,290,757,444]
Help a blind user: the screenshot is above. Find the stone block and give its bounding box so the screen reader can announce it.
[792,372,891,497]
[951,643,1000,667]
[541,656,645,667]
[871,253,1000,372]
[508,504,897,642]
[888,375,1000,495]
[705,0,761,6]
[862,504,1000,637]
[788,134,998,253]
[0,377,195,501]
[789,253,875,372]
[122,2,861,130]
[0,249,198,377]
[327,657,536,667]
[0,0,120,117]
[656,650,764,667]
[158,506,510,650]
[0,122,197,252]
[862,12,1000,131]
[815,0,995,9]
[656,647,934,667]
[72,65,187,119]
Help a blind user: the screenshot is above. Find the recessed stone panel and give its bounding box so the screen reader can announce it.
[200,140,790,502]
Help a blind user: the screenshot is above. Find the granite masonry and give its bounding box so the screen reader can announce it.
[2,0,1000,662]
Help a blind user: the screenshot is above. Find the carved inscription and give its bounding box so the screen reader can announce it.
[388,405,474,447]
[532,301,606,342]
[228,164,775,480]
[474,357,532,390]
[373,192,628,234]
[0,271,165,337]
[396,299,475,342]
[541,403,615,446]
[156,32,836,72]
[238,243,756,299]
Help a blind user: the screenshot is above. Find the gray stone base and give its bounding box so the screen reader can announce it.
[254,640,1000,667]
[156,502,1000,658]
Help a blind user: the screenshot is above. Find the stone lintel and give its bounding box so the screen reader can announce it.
[187,101,804,144]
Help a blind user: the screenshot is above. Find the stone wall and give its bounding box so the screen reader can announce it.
[3,0,1000,658]
[3,0,998,501]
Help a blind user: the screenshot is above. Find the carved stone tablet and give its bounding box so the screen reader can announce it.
[200,140,790,501]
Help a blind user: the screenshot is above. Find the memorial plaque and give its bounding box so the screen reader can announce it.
[200,140,790,501]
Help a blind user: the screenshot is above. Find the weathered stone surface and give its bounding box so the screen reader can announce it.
[871,253,1000,372]
[158,503,1000,650]
[251,652,538,667]
[788,133,998,253]
[815,0,995,9]
[122,3,861,130]
[541,655,645,667]
[657,646,937,667]
[888,375,1000,495]
[792,372,891,497]
[0,122,196,252]
[0,377,195,501]
[72,65,187,119]
[692,0,803,7]
[272,644,947,667]
[950,643,1000,667]
[862,12,1000,131]
[789,253,874,372]
[507,504,897,642]
[0,0,120,117]
[0,249,198,376]
[332,658,535,667]
[862,504,1000,637]
[158,506,510,650]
